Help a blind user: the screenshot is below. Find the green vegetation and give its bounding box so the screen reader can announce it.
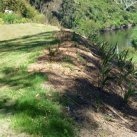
[59,0,137,37]
[0,24,75,137]
[97,41,136,100]
[126,47,137,64]
[0,0,46,24]
[131,27,137,49]
[0,1,137,136]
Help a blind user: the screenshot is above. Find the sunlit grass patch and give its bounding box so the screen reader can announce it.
[0,23,59,41]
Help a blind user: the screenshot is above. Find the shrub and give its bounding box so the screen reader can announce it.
[21,5,36,18]
[0,0,38,19]
[2,13,29,24]
[124,83,137,103]
[98,43,116,88]
[3,13,16,24]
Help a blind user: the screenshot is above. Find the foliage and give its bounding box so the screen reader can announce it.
[131,27,137,49]
[57,0,137,37]
[124,82,137,103]
[97,41,136,102]
[0,0,45,23]
[98,43,116,88]
[0,13,29,24]
[3,13,17,24]
[0,0,36,18]
[59,0,76,28]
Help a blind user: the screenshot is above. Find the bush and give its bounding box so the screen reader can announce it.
[3,13,16,24]
[21,4,36,18]
[0,0,38,19]
[2,13,29,24]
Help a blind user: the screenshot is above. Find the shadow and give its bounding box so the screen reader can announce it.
[34,30,137,119]
[50,75,137,118]
[0,67,47,89]
[0,31,59,52]
[0,94,75,137]
[0,66,75,137]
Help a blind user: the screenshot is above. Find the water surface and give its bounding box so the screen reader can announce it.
[99,28,134,50]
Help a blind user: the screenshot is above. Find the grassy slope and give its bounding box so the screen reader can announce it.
[0,24,75,137]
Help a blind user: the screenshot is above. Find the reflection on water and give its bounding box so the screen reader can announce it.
[99,28,134,50]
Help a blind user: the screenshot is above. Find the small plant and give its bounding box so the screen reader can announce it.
[124,83,137,103]
[48,47,59,57]
[63,56,73,63]
[98,43,116,89]
[77,54,86,63]
[116,50,135,88]
[95,95,102,112]
[99,62,112,89]
[117,50,129,69]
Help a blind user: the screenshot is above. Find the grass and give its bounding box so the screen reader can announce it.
[0,23,75,137]
[0,23,59,41]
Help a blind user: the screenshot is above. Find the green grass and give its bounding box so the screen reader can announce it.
[0,23,59,41]
[0,23,75,137]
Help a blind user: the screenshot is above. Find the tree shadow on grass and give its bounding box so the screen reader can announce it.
[0,31,59,52]
[0,67,47,89]
[0,30,86,136]
[0,67,76,137]
[0,94,75,137]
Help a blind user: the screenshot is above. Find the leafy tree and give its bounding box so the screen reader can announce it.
[59,0,76,28]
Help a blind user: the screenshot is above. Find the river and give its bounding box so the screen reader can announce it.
[99,28,134,50]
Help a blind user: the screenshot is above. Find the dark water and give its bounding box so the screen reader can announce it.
[99,28,134,50]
